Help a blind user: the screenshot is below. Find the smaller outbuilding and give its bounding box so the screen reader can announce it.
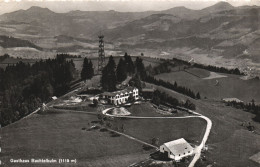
[222,98,243,103]
[52,96,58,100]
[160,138,194,161]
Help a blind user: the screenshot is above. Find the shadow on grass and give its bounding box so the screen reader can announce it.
[100,128,108,132]
[110,131,121,137]
[150,151,172,161]
[88,104,98,107]
[91,120,100,124]
[142,145,154,151]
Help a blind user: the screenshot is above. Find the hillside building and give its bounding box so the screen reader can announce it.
[160,138,194,161]
[222,98,243,103]
[101,87,139,105]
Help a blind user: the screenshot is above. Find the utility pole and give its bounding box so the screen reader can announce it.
[98,35,105,74]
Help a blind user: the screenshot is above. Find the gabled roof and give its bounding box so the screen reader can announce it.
[102,87,138,97]
[102,92,118,96]
[163,138,193,156]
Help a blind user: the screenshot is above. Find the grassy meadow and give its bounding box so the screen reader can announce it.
[155,67,260,103]
[146,83,260,167]
[0,111,152,167]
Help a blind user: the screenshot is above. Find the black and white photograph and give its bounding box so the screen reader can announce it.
[0,0,260,166]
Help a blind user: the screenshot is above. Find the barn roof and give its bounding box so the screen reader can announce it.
[163,138,193,156]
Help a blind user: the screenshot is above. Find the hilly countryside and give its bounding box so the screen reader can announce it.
[0,1,259,75]
[0,1,260,167]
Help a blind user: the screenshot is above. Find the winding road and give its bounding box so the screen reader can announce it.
[102,107,212,167]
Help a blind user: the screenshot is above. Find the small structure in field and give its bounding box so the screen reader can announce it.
[160,138,194,161]
[101,87,139,105]
[52,96,57,100]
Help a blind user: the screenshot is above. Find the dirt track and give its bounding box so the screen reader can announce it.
[102,107,212,167]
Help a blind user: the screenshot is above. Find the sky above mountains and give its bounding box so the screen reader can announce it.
[0,0,259,15]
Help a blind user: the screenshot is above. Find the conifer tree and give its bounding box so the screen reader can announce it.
[81,58,88,80]
[101,56,117,91]
[196,92,201,99]
[124,53,135,75]
[116,58,127,82]
[135,57,146,79]
[81,58,94,80]
[86,60,94,79]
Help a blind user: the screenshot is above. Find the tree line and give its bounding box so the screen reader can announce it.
[168,57,244,76]
[144,75,200,99]
[145,61,173,76]
[0,54,76,126]
[225,100,260,123]
[151,90,196,110]
[0,54,10,62]
[99,53,197,110]
[58,53,82,59]
[193,63,244,75]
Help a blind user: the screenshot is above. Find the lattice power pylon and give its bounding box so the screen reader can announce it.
[98,35,105,74]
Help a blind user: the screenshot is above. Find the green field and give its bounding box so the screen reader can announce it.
[155,68,260,103]
[111,117,206,146]
[146,83,260,167]
[0,111,152,167]
[1,57,260,167]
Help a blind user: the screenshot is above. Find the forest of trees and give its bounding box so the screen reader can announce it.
[100,53,197,110]
[193,63,244,75]
[144,75,200,99]
[145,61,173,76]
[101,53,138,91]
[81,57,94,80]
[0,53,10,62]
[0,54,76,126]
[151,90,196,110]
[101,56,117,91]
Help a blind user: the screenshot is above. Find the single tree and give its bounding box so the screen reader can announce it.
[127,93,135,103]
[196,92,201,99]
[135,57,146,79]
[87,60,94,79]
[129,74,142,90]
[93,99,98,107]
[81,58,89,80]
[124,53,135,75]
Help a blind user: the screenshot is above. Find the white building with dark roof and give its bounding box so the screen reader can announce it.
[101,87,138,105]
[222,98,243,103]
[160,138,194,161]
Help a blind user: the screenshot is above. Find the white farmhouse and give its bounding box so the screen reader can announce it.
[101,87,139,105]
[160,138,194,161]
[222,98,243,103]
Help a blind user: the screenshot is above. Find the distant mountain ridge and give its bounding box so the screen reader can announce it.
[0,2,238,38]
[0,2,259,66]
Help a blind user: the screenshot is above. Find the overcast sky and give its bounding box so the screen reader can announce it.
[0,0,259,15]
